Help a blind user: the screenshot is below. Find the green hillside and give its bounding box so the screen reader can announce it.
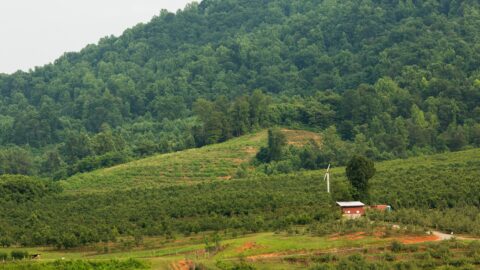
[61,132,265,192]
[63,127,480,212]
[62,129,321,192]
[311,148,480,209]
[0,129,480,250]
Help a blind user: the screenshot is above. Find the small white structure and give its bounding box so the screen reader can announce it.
[324,164,331,193]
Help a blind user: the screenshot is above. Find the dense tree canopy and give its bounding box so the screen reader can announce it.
[0,0,479,178]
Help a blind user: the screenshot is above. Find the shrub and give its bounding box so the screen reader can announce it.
[231,262,256,270]
[406,245,419,252]
[234,163,249,179]
[414,252,430,260]
[467,241,480,257]
[391,240,405,252]
[348,253,365,263]
[10,250,28,260]
[448,258,468,267]
[384,253,396,261]
[472,255,480,265]
[428,244,451,260]
[310,264,334,270]
[313,253,338,263]
[0,237,12,247]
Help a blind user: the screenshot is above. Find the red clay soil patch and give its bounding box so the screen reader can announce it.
[237,242,264,253]
[328,233,340,241]
[345,232,366,240]
[347,236,365,241]
[171,260,194,270]
[397,235,440,244]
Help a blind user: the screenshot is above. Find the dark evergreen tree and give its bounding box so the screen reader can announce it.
[346,156,376,202]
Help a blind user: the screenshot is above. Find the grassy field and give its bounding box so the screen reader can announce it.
[1,230,478,269]
[0,232,432,268]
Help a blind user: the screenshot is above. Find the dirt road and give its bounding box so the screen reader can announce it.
[431,230,474,241]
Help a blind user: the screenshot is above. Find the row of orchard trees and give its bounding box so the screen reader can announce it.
[0,173,341,249]
[3,149,479,249]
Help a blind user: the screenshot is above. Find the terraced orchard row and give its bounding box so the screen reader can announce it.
[61,129,321,193]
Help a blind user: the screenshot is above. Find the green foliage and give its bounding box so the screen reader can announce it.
[204,232,222,253]
[70,151,130,175]
[346,156,376,202]
[266,129,286,162]
[63,130,268,192]
[309,218,375,237]
[0,0,478,178]
[193,92,270,147]
[231,262,256,270]
[0,147,34,176]
[1,0,480,253]
[10,250,28,260]
[0,259,146,270]
[256,128,286,163]
[254,129,334,175]
[0,171,336,248]
[0,175,61,202]
[308,240,480,270]
[390,240,405,253]
[43,135,480,248]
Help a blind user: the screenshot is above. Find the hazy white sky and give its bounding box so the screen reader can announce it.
[0,0,194,74]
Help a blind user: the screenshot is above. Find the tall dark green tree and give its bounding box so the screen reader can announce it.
[346,156,376,202]
[268,128,287,162]
[256,128,286,163]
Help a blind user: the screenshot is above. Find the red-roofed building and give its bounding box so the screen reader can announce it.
[336,201,365,219]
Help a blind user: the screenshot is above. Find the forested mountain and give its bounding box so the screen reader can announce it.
[1,0,480,179]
